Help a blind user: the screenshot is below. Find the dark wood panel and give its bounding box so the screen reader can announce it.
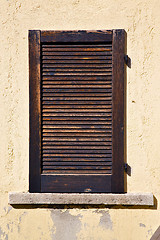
[41,175,112,193]
[29,30,41,192]
[111,29,125,193]
[41,30,112,43]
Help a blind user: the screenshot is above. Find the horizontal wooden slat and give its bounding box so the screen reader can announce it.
[43,149,112,153]
[42,58,112,63]
[42,68,112,72]
[43,166,111,170]
[42,98,112,103]
[42,44,112,48]
[42,84,112,88]
[42,76,112,80]
[43,102,111,106]
[42,93,112,98]
[42,170,111,174]
[42,108,112,112]
[42,116,112,121]
[42,82,112,86]
[42,157,112,161]
[42,141,112,146]
[42,125,112,129]
[42,105,111,109]
[42,137,112,141]
[42,128,111,133]
[42,64,111,68]
[43,153,112,157]
[42,145,112,149]
[42,121,111,125]
[42,111,111,115]
[43,161,112,166]
[43,133,111,138]
[42,51,112,56]
[42,47,112,52]
[42,89,112,93]
[42,72,112,76]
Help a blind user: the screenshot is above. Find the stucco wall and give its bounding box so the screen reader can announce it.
[0,0,160,239]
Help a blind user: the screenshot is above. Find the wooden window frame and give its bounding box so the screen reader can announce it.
[29,29,126,193]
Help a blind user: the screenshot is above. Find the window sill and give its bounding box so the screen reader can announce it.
[9,192,154,207]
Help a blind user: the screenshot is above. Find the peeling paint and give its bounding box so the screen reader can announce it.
[50,210,82,240]
[99,211,112,230]
[140,223,146,228]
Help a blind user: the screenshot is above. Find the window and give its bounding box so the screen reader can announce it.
[29,30,126,193]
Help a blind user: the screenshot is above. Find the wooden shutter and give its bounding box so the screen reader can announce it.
[29,30,126,193]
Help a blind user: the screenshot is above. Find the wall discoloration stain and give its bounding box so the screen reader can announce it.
[50,210,82,240]
[99,211,112,230]
[140,223,146,228]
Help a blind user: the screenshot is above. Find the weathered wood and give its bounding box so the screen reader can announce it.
[29,29,125,193]
[111,29,125,193]
[41,30,113,42]
[29,30,41,192]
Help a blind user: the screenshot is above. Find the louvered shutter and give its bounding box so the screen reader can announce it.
[29,30,125,193]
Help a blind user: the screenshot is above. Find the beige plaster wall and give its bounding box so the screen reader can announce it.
[0,0,160,239]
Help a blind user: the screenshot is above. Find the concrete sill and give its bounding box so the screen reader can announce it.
[9,192,154,206]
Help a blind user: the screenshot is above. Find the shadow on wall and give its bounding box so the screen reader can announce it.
[150,226,160,240]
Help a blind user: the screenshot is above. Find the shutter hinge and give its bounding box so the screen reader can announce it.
[124,55,131,68]
[124,163,131,176]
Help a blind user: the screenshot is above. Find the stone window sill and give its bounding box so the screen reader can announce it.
[9,192,154,207]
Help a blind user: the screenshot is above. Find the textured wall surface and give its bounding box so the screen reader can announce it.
[0,0,160,239]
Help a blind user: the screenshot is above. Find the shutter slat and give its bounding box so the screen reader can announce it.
[43,142,112,146]
[43,157,112,161]
[42,47,112,51]
[42,145,112,149]
[43,64,112,68]
[42,51,112,56]
[43,161,112,166]
[42,137,112,141]
[42,58,112,62]
[42,170,111,174]
[42,44,112,48]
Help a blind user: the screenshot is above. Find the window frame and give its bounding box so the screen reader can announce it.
[29,29,126,193]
